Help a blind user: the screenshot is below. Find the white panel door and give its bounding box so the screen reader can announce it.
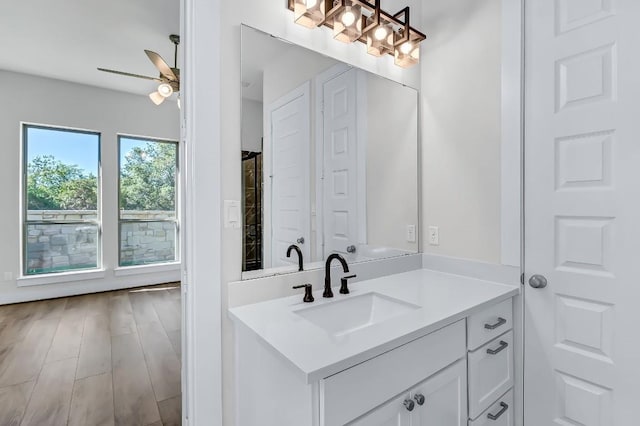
[524,1,640,424]
[322,68,359,258]
[268,82,310,267]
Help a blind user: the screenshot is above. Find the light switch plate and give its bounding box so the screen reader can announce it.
[406,225,416,243]
[224,200,241,229]
[428,226,439,245]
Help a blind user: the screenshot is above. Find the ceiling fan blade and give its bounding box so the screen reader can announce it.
[97,68,163,82]
[145,50,178,81]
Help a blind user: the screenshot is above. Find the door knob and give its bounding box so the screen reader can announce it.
[297,237,305,244]
[528,274,548,289]
[403,399,415,412]
[346,245,356,253]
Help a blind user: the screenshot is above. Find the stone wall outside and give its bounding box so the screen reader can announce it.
[25,210,176,273]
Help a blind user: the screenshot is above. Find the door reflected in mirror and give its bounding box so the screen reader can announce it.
[241,25,419,277]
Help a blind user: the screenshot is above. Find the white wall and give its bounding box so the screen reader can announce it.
[240,98,263,152]
[366,74,419,252]
[262,46,338,108]
[420,0,503,264]
[0,70,180,303]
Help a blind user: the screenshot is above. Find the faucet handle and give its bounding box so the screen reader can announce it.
[339,275,357,294]
[292,284,314,303]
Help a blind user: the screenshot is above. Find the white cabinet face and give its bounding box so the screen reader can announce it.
[411,359,468,426]
[468,331,514,419]
[469,390,514,426]
[348,392,411,426]
[348,360,467,426]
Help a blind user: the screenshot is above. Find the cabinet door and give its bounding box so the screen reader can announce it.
[348,392,411,426]
[411,359,467,426]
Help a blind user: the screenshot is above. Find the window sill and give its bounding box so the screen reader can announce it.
[17,269,106,287]
[114,262,181,277]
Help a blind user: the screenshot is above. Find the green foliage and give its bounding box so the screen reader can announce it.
[27,155,97,210]
[26,142,176,212]
[120,142,176,211]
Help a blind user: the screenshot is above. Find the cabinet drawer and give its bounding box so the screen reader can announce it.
[320,320,466,426]
[467,299,512,351]
[468,331,514,419]
[469,389,514,426]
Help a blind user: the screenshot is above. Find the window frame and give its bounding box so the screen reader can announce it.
[117,134,180,268]
[21,122,103,277]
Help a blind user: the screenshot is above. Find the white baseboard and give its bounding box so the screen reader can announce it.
[0,269,181,305]
[421,253,521,286]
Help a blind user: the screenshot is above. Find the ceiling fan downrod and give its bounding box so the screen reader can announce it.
[169,34,180,69]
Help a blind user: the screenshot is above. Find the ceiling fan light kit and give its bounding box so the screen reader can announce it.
[149,91,166,106]
[157,83,174,97]
[288,0,426,68]
[98,34,181,106]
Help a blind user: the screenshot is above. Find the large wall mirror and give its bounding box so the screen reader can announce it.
[241,25,419,278]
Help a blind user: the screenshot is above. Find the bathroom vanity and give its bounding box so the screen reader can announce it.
[230,269,518,425]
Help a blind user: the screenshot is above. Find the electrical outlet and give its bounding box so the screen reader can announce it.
[406,225,416,243]
[428,226,439,246]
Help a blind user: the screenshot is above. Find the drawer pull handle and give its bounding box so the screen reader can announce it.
[487,402,509,420]
[486,340,508,355]
[413,393,425,406]
[484,317,507,330]
[403,399,415,412]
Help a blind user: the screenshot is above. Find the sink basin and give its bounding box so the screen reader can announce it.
[294,292,420,336]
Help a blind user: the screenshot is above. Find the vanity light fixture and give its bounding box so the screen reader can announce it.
[392,7,421,68]
[364,0,393,57]
[287,0,426,68]
[293,0,331,28]
[333,1,364,43]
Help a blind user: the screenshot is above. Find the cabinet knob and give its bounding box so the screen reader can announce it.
[413,393,425,406]
[403,399,415,412]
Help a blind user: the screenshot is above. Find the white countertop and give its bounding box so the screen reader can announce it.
[229,268,519,384]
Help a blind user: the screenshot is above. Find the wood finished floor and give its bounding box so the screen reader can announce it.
[0,283,182,426]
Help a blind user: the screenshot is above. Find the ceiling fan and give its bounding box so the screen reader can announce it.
[98,34,180,106]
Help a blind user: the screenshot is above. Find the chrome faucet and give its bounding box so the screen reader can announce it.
[287,245,304,271]
[324,253,349,298]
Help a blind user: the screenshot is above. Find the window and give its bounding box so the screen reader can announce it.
[23,125,101,275]
[118,136,178,266]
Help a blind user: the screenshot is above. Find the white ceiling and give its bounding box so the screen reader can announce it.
[0,0,180,96]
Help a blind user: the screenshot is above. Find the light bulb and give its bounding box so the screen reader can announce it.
[400,42,413,54]
[341,10,356,26]
[157,83,174,98]
[306,0,317,8]
[374,26,388,41]
[149,91,165,105]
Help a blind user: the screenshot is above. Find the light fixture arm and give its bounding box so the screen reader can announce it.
[362,0,381,34]
[392,6,411,47]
